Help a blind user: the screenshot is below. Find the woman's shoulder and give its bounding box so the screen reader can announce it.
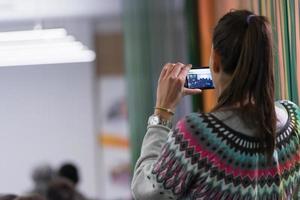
[276,99,299,109]
[176,112,217,140]
[276,100,299,118]
[177,100,299,135]
[178,112,208,129]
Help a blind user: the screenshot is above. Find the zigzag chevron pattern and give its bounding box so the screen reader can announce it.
[151,100,300,199]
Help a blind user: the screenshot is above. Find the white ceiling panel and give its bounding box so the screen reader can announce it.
[0,0,121,21]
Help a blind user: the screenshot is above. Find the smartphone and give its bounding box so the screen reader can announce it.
[184,66,214,89]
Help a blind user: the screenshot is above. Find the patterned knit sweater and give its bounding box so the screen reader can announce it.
[132,100,300,200]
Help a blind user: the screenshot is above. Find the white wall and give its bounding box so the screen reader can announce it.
[0,0,123,196]
[0,17,99,197]
[95,77,131,199]
[0,63,97,197]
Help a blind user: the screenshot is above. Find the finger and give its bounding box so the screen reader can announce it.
[170,62,185,77]
[183,88,202,96]
[159,66,168,81]
[159,63,173,81]
[178,64,192,80]
[165,63,176,77]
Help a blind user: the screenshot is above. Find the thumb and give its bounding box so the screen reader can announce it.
[183,88,202,96]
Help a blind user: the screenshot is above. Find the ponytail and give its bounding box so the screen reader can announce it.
[212,10,276,160]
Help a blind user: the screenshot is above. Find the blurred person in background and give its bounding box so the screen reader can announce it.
[28,164,55,197]
[0,195,45,200]
[46,178,75,200]
[15,195,46,200]
[131,10,300,199]
[0,195,17,200]
[58,163,88,200]
[58,163,80,186]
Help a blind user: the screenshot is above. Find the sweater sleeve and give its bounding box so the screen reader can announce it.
[131,119,198,200]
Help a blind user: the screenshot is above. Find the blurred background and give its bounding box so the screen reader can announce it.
[0,0,298,199]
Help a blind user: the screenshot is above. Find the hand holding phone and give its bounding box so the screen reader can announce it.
[184,66,214,90]
[155,63,202,119]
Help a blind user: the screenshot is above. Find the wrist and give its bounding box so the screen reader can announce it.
[154,109,173,120]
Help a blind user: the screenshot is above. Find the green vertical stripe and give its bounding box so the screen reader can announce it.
[269,0,282,99]
[286,0,299,103]
[253,0,299,103]
[281,0,292,99]
[124,0,193,171]
[123,0,155,170]
[185,0,203,111]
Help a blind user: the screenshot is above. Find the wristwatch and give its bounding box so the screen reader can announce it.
[148,114,173,129]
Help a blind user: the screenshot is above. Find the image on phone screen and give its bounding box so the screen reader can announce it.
[185,67,214,89]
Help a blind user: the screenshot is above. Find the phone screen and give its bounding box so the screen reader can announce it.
[185,67,214,89]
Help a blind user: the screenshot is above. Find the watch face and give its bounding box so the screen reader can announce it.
[148,115,172,129]
[150,115,160,125]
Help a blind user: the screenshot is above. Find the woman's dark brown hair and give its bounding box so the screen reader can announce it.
[212,10,276,160]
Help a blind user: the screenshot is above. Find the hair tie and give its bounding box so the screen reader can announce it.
[247,14,255,24]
